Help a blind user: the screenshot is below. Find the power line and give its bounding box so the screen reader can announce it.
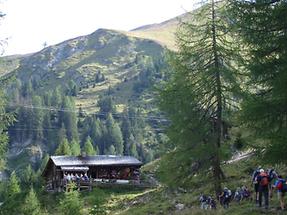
[7,127,166,132]
[7,102,169,122]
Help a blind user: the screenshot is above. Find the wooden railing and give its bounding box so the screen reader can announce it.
[47,178,157,192]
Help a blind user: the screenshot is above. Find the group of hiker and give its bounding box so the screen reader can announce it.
[199,166,287,211]
[199,186,251,210]
[252,166,287,210]
[63,172,89,184]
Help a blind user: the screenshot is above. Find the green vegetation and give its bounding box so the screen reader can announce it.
[0,0,287,214]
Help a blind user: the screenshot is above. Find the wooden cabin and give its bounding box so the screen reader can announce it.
[42,155,142,191]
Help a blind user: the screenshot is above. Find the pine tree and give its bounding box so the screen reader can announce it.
[106,114,124,155]
[97,95,115,116]
[21,80,33,98]
[59,96,79,141]
[159,0,242,193]
[55,138,71,155]
[22,164,35,186]
[6,171,21,199]
[31,95,44,141]
[51,86,62,107]
[127,134,138,158]
[90,118,103,145]
[105,145,116,155]
[83,136,95,155]
[71,139,81,156]
[59,189,83,215]
[229,0,287,163]
[43,113,56,153]
[121,111,132,155]
[22,187,42,215]
[0,91,14,170]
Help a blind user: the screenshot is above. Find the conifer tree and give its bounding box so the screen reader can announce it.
[83,136,95,155]
[59,189,83,215]
[71,139,81,156]
[55,137,71,155]
[22,187,42,215]
[31,95,44,141]
[159,0,242,193]
[127,134,138,158]
[0,91,14,170]
[51,86,62,107]
[97,95,115,116]
[229,0,287,162]
[43,113,56,153]
[105,145,116,155]
[90,118,103,145]
[6,171,21,199]
[59,96,79,141]
[106,114,124,155]
[22,164,36,186]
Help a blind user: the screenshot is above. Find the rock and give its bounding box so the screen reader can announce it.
[175,203,185,210]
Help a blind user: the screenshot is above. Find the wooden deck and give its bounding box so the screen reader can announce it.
[46,178,156,192]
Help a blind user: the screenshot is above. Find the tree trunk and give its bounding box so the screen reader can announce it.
[211,0,222,194]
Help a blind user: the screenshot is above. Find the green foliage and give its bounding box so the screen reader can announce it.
[22,187,42,215]
[158,0,242,192]
[106,113,124,155]
[89,204,107,215]
[59,189,83,215]
[83,136,96,155]
[105,145,116,155]
[55,137,71,155]
[98,95,115,115]
[6,171,21,199]
[21,164,36,186]
[0,91,14,170]
[229,0,287,163]
[71,139,81,156]
[60,96,79,141]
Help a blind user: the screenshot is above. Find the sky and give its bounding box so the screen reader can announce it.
[1,0,197,56]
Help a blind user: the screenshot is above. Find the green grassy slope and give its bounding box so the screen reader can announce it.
[106,157,287,215]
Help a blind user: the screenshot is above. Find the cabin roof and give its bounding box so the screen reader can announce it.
[50,155,142,167]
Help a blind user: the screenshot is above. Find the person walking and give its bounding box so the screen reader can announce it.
[274,175,287,210]
[257,169,270,209]
[252,166,261,205]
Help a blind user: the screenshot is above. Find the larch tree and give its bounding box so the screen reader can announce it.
[55,137,72,155]
[6,171,21,199]
[229,0,287,162]
[22,187,42,215]
[83,136,96,155]
[71,139,81,156]
[0,91,14,170]
[159,0,242,193]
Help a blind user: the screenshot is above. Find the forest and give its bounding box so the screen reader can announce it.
[0,0,287,214]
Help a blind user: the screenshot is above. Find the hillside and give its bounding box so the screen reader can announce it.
[0,27,169,173]
[6,28,165,113]
[126,12,192,50]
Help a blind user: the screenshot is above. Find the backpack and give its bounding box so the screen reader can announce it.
[269,169,276,180]
[276,179,284,190]
[260,173,269,186]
